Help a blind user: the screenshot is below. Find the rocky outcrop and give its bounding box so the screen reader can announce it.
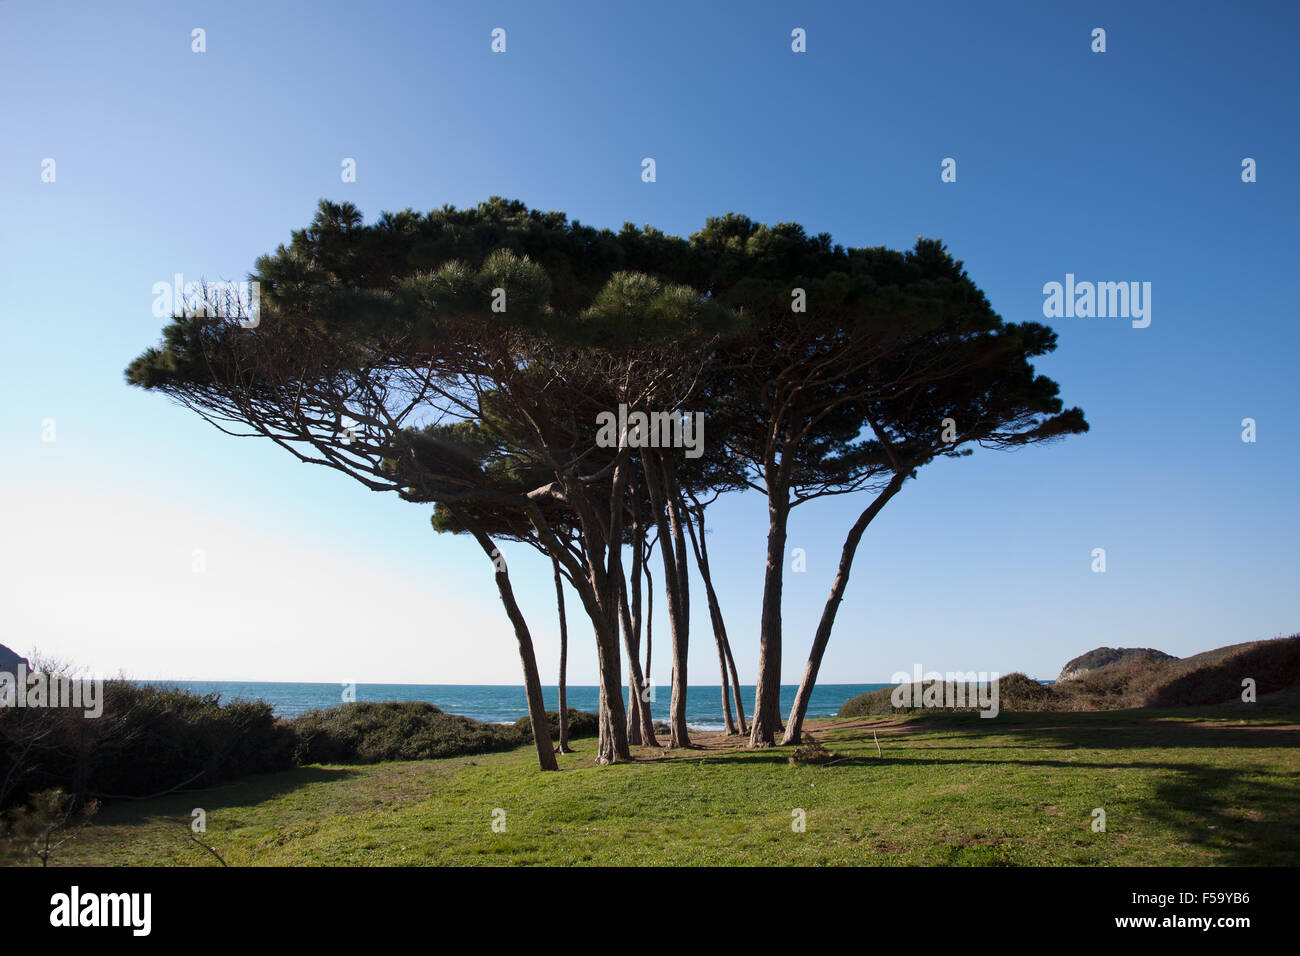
[0,643,28,675]
[1057,646,1176,682]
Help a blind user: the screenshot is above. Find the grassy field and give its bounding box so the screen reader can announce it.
[48,704,1300,867]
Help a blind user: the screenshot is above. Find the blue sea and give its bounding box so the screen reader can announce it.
[137,681,889,732]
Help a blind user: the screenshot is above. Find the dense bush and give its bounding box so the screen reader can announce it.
[512,708,599,741]
[0,679,295,811]
[992,672,1058,710]
[837,678,1003,717]
[2,672,610,811]
[837,684,899,717]
[289,701,524,763]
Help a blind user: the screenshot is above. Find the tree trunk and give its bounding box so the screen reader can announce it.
[750,485,790,748]
[723,629,747,736]
[552,553,572,754]
[594,624,628,764]
[700,500,746,734]
[598,455,638,764]
[710,605,736,735]
[643,551,653,700]
[783,473,906,745]
[619,566,659,747]
[665,480,694,747]
[525,507,629,765]
[683,503,737,735]
[644,452,691,748]
[626,504,643,745]
[622,498,659,746]
[463,520,557,771]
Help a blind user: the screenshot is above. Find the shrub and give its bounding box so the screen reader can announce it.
[289,701,523,764]
[512,708,599,741]
[1058,657,1167,709]
[838,674,1065,716]
[788,737,838,765]
[0,678,295,810]
[837,679,996,717]
[0,788,99,866]
[837,685,900,717]
[996,672,1058,710]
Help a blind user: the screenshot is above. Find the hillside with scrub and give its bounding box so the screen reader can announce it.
[839,635,1300,717]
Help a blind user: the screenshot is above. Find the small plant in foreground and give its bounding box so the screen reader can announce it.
[1,787,99,866]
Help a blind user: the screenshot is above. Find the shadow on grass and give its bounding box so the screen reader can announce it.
[92,765,361,825]
[807,710,1300,865]
[822,706,1300,749]
[1141,759,1299,865]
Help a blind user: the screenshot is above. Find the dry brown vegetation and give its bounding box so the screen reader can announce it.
[840,635,1300,716]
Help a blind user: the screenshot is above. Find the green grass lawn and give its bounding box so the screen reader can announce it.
[48,705,1300,866]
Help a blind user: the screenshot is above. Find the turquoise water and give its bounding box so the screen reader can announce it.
[137,681,889,731]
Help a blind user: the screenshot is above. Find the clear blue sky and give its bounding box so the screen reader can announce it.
[1,0,1296,686]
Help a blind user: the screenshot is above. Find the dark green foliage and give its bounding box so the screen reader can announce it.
[836,680,994,717]
[289,701,524,764]
[95,688,295,795]
[0,680,295,810]
[512,708,599,741]
[1,677,608,810]
[124,197,743,394]
[836,686,892,717]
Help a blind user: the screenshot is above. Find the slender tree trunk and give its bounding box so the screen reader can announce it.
[665,478,694,746]
[711,605,736,735]
[623,498,659,746]
[683,504,737,735]
[463,519,556,771]
[643,550,653,701]
[619,567,659,747]
[697,499,746,734]
[618,541,660,743]
[552,553,572,754]
[750,482,790,748]
[723,628,747,736]
[626,503,643,745]
[783,473,906,745]
[644,452,691,748]
[626,606,643,741]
